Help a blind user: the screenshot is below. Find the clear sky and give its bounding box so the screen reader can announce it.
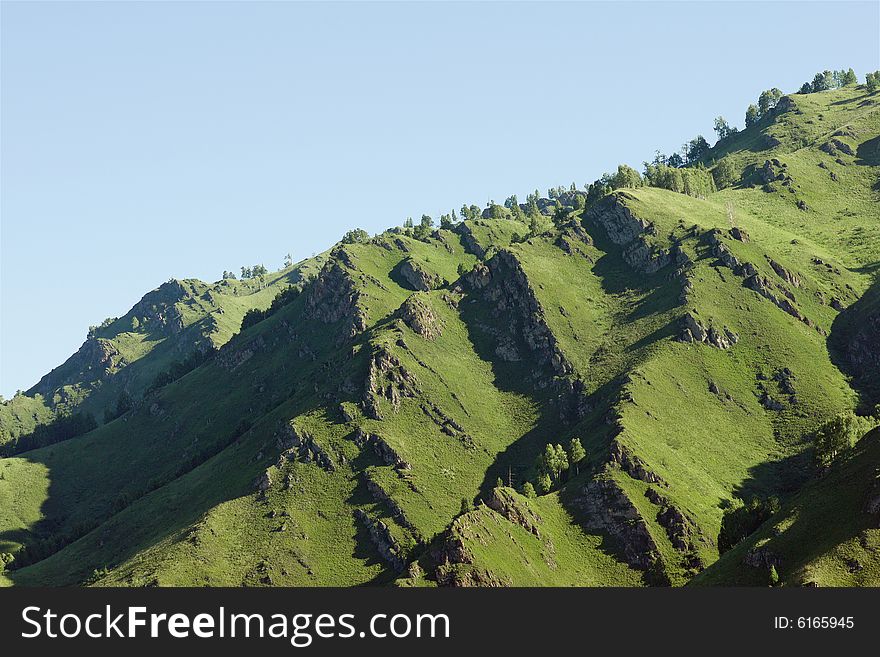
[1,1,878,397]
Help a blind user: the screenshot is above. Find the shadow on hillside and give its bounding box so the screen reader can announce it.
[828,271,880,412]
[0,297,351,585]
[731,450,812,504]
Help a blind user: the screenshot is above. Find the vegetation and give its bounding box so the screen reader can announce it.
[1,69,878,589]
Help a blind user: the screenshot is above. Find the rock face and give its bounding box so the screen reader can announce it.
[275,422,335,472]
[677,312,738,349]
[398,257,443,292]
[305,256,367,339]
[609,439,665,485]
[462,250,573,380]
[767,258,801,288]
[354,509,406,571]
[452,222,487,258]
[577,477,667,579]
[396,295,443,340]
[430,516,509,587]
[362,345,421,419]
[485,488,542,538]
[353,427,412,470]
[645,488,703,563]
[585,194,672,274]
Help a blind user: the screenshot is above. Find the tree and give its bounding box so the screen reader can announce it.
[666,152,684,168]
[341,228,369,244]
[222,270,237,280]
[769,565,780,587]
[536,473,552,495]
[812,70,834,92]
[567,438,586,475]
[745,104,760,128]
[522,482,537,499]
[813,412,875,469]
[713,116,732,141]
[712,157,739,190]
[440,214,453,229]
[686,135,710,163]
[609,164,643,189]
[460,497,472,515]
[867,71,880,93]
[283,253,293,268]
[241,266,252,279]
[798,82,812,94]
[757,88,782,116]
[496,477,504,488]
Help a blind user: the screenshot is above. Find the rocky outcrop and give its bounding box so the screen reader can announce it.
[865,474,880,521]
[585,194,672,274]
[354,509,406,571]
[820,138,856,157]
[485,488,542,538]
[362,345,421,419]
[677,312,739,349]
[645,488,703,559]
[353,427,412,470]
[767,258,801,288]
[396,295,443,340]
[275,422,335,472]
[364,474,417,532]
[744,545,781,570]
[609,439,666,485]
[577,477,666,577]
[452,222,486,258]
[217,334,265,371]
[398,257,443,292]
[305,257,367,339]
[461,250,573,379]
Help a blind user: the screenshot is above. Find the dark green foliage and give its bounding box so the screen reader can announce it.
[745,104,760,128]
[713,116,733,141]
[221,270,237,280]
[460,497,472,515]
[0,411,97,456]
[712,157,739,189]
[686,135,710,163]
[535,443,568,489]
[718,496,780,553]
[644,163,716,198]
[769,565,780,587]
[413,215,435,240]
[812,412,876,469]
[146,346,217,394]
[240,264,268,279]
[567,437,586,475]
[812,70,834,92]
[341,229,370,244]
[758,88,783,116]
[867,71,880,93]
[522,482,536,499]
[103,391,133,424]
[239,285,300,332]
[609,164,644,190]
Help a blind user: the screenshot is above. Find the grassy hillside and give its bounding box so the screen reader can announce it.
[1,80,878,587]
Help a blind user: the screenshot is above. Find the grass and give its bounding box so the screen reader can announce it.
[1,83,878,587]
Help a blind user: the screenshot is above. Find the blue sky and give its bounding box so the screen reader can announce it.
[1,1,878,397]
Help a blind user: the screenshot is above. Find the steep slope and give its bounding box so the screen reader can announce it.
[694,428,880,587]
[0,254,326,451]
[0,82,878,587]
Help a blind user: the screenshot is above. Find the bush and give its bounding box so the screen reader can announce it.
[712,158,740,190]
[341,228,370,244]
[718,496,780,553]
[813,412,877,470]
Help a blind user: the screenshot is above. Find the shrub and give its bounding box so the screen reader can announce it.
[813,412,877,469]
[712,158,740,190]
[718,496,780,553]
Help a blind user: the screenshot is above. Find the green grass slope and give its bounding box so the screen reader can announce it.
[1,82,878,587]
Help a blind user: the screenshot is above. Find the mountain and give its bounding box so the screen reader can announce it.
[1,80,878,587]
